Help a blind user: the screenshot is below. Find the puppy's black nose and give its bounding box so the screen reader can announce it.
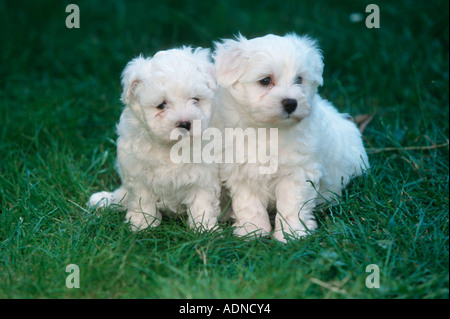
[177,121,191,131]
[282,99,297,114]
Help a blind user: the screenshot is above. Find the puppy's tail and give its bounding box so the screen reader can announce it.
[88,187,127,211]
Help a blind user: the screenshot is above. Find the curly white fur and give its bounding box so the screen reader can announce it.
[88,47,221,232]
[212,33,369,242]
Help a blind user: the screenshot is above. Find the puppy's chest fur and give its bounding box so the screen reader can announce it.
[221,125,322,202]
[117,134,215,211]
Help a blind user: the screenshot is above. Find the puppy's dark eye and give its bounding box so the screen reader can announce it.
[259,77,272,86]
[192,97,200,103]
[295,76,303,85]
[156,101,167,110]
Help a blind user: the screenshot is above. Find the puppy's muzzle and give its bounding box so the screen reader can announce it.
[177,121,192,131]
[282,99,297,115]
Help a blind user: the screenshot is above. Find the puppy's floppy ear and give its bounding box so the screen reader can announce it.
[202,62,218,91]
[192,47,218,91]
[213,34,249,87]
[307,42,324,87]
[120,55,149,105]
[285,33,324,87]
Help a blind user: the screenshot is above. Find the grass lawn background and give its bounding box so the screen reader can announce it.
[0,0,448,298]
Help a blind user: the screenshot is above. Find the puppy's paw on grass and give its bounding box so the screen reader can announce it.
[88,191,113,209]
[126,211,161,232]
[273,219,317,243]
[232,221,271,239]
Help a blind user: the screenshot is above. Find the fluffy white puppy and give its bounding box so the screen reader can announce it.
[89,47,221,232]
[213,33,369,242]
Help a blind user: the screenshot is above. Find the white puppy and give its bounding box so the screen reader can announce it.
[89,47,221,232]
[213,33,369,242]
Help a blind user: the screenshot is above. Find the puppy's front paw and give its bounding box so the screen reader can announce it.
[88,191,113,209]
[126,210,161,232]
[233,220,271,238]
[273,228,310,243]
[188,207,221,232]
[189,218,220,233]
[273,217,317,243]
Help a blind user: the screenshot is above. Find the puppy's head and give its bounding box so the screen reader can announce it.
[121,47,217,143]
[214,33,323,126]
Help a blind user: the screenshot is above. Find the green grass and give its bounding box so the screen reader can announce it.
[0,0,448,298]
